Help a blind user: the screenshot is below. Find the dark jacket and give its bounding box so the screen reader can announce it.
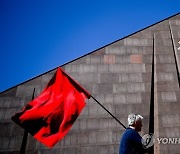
[119,128,145,154]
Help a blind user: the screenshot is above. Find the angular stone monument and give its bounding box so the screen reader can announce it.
[0,13,179,154]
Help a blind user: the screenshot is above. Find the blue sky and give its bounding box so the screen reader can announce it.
[0,0,179,92]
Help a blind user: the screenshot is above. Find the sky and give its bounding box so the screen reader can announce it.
[0,0,179,92]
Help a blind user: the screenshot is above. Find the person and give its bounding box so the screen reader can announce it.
[119,113,146,154]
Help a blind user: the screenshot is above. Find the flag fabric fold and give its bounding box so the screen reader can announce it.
[11,67,90,148]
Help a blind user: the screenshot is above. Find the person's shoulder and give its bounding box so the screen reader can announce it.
[123,128,135,136]
[126,128,135,133]
[125,128,141,137]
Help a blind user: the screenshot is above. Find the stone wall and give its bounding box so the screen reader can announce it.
[0,13,179,154]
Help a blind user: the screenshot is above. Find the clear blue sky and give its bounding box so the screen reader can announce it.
[0,0,179,92]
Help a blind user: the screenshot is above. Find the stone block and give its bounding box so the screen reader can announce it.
[113,84,127,93]
[97,145,109,154]
[10,97,22,108]
[157,72,174,82]
[0,87,17,97]
[109,64,126,73]
[81,146,98,154]
[142,73,152,82]
[158,55,175,64]
[99,118,109,129]
[126,83,145,93]
[157,82,179,92]
[9,137,21,150]
[165,127,178,137]
[158,102,180,115]
[143,55,152,64]
[63,148,76,154]
[75,73,100,84]
[155,38,172,46]
[92,83,113,94]
[16,85,36,97]
[4,108,17,120]
[24,77,42,86]
[0,97,4,108]
[89,105,98,116]
[130,55,143,64]
[83,65,98,73]
[97,131,109,143]
[124,38,152,46]
[0,109,5,120]
[109,118,118,129]
[171,25,180,31]
[78,132,88,144]
[150,24,169,31]
[79,119,87,130]
[171,19,180,25]
[88,132,97,144]
[127,46,141,54]
[114,94,126,104]
[90,56,101,64]
[1,137,9,149]
[115,104,127,115]
[1,97,11,108]
[119,74,129,83]
[129,73,143,82]
[72,57,88,64]
[110,40,124,47]
[105,46,126,55]
[110,131,117,143]
[53,148,64,154]
[126,93,142,104]
[102,94,113,104]
[161,92,177,102]
[156,46,173,53]
[92,47,106,55]
[115,55,130,63]
[9,122,24,137]
[100,73,119,83]
[155,31,171,38]
[113,145,120,154]
[143,46,153,54]
[64,134,71,146]
[0,122,13,137]
[97,64,109,73]
[104,55,116,64]
[132,30,153,39]
[87,119,100,130]
[144,82,151,93]
[162,115,180,127]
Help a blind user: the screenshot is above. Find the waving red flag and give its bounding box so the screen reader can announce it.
[11,67,90,148]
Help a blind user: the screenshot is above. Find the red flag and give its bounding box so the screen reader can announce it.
[11,67,90,148]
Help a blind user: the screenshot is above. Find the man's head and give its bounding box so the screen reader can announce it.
[128,113,143,132]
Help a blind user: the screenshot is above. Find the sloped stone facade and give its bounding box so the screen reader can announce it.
[0,13,180,154]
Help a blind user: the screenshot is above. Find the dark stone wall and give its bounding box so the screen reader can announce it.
[0,13,179,154]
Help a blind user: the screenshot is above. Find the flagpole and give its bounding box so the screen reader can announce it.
[90,95,126,129]
[20,88,35,154]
